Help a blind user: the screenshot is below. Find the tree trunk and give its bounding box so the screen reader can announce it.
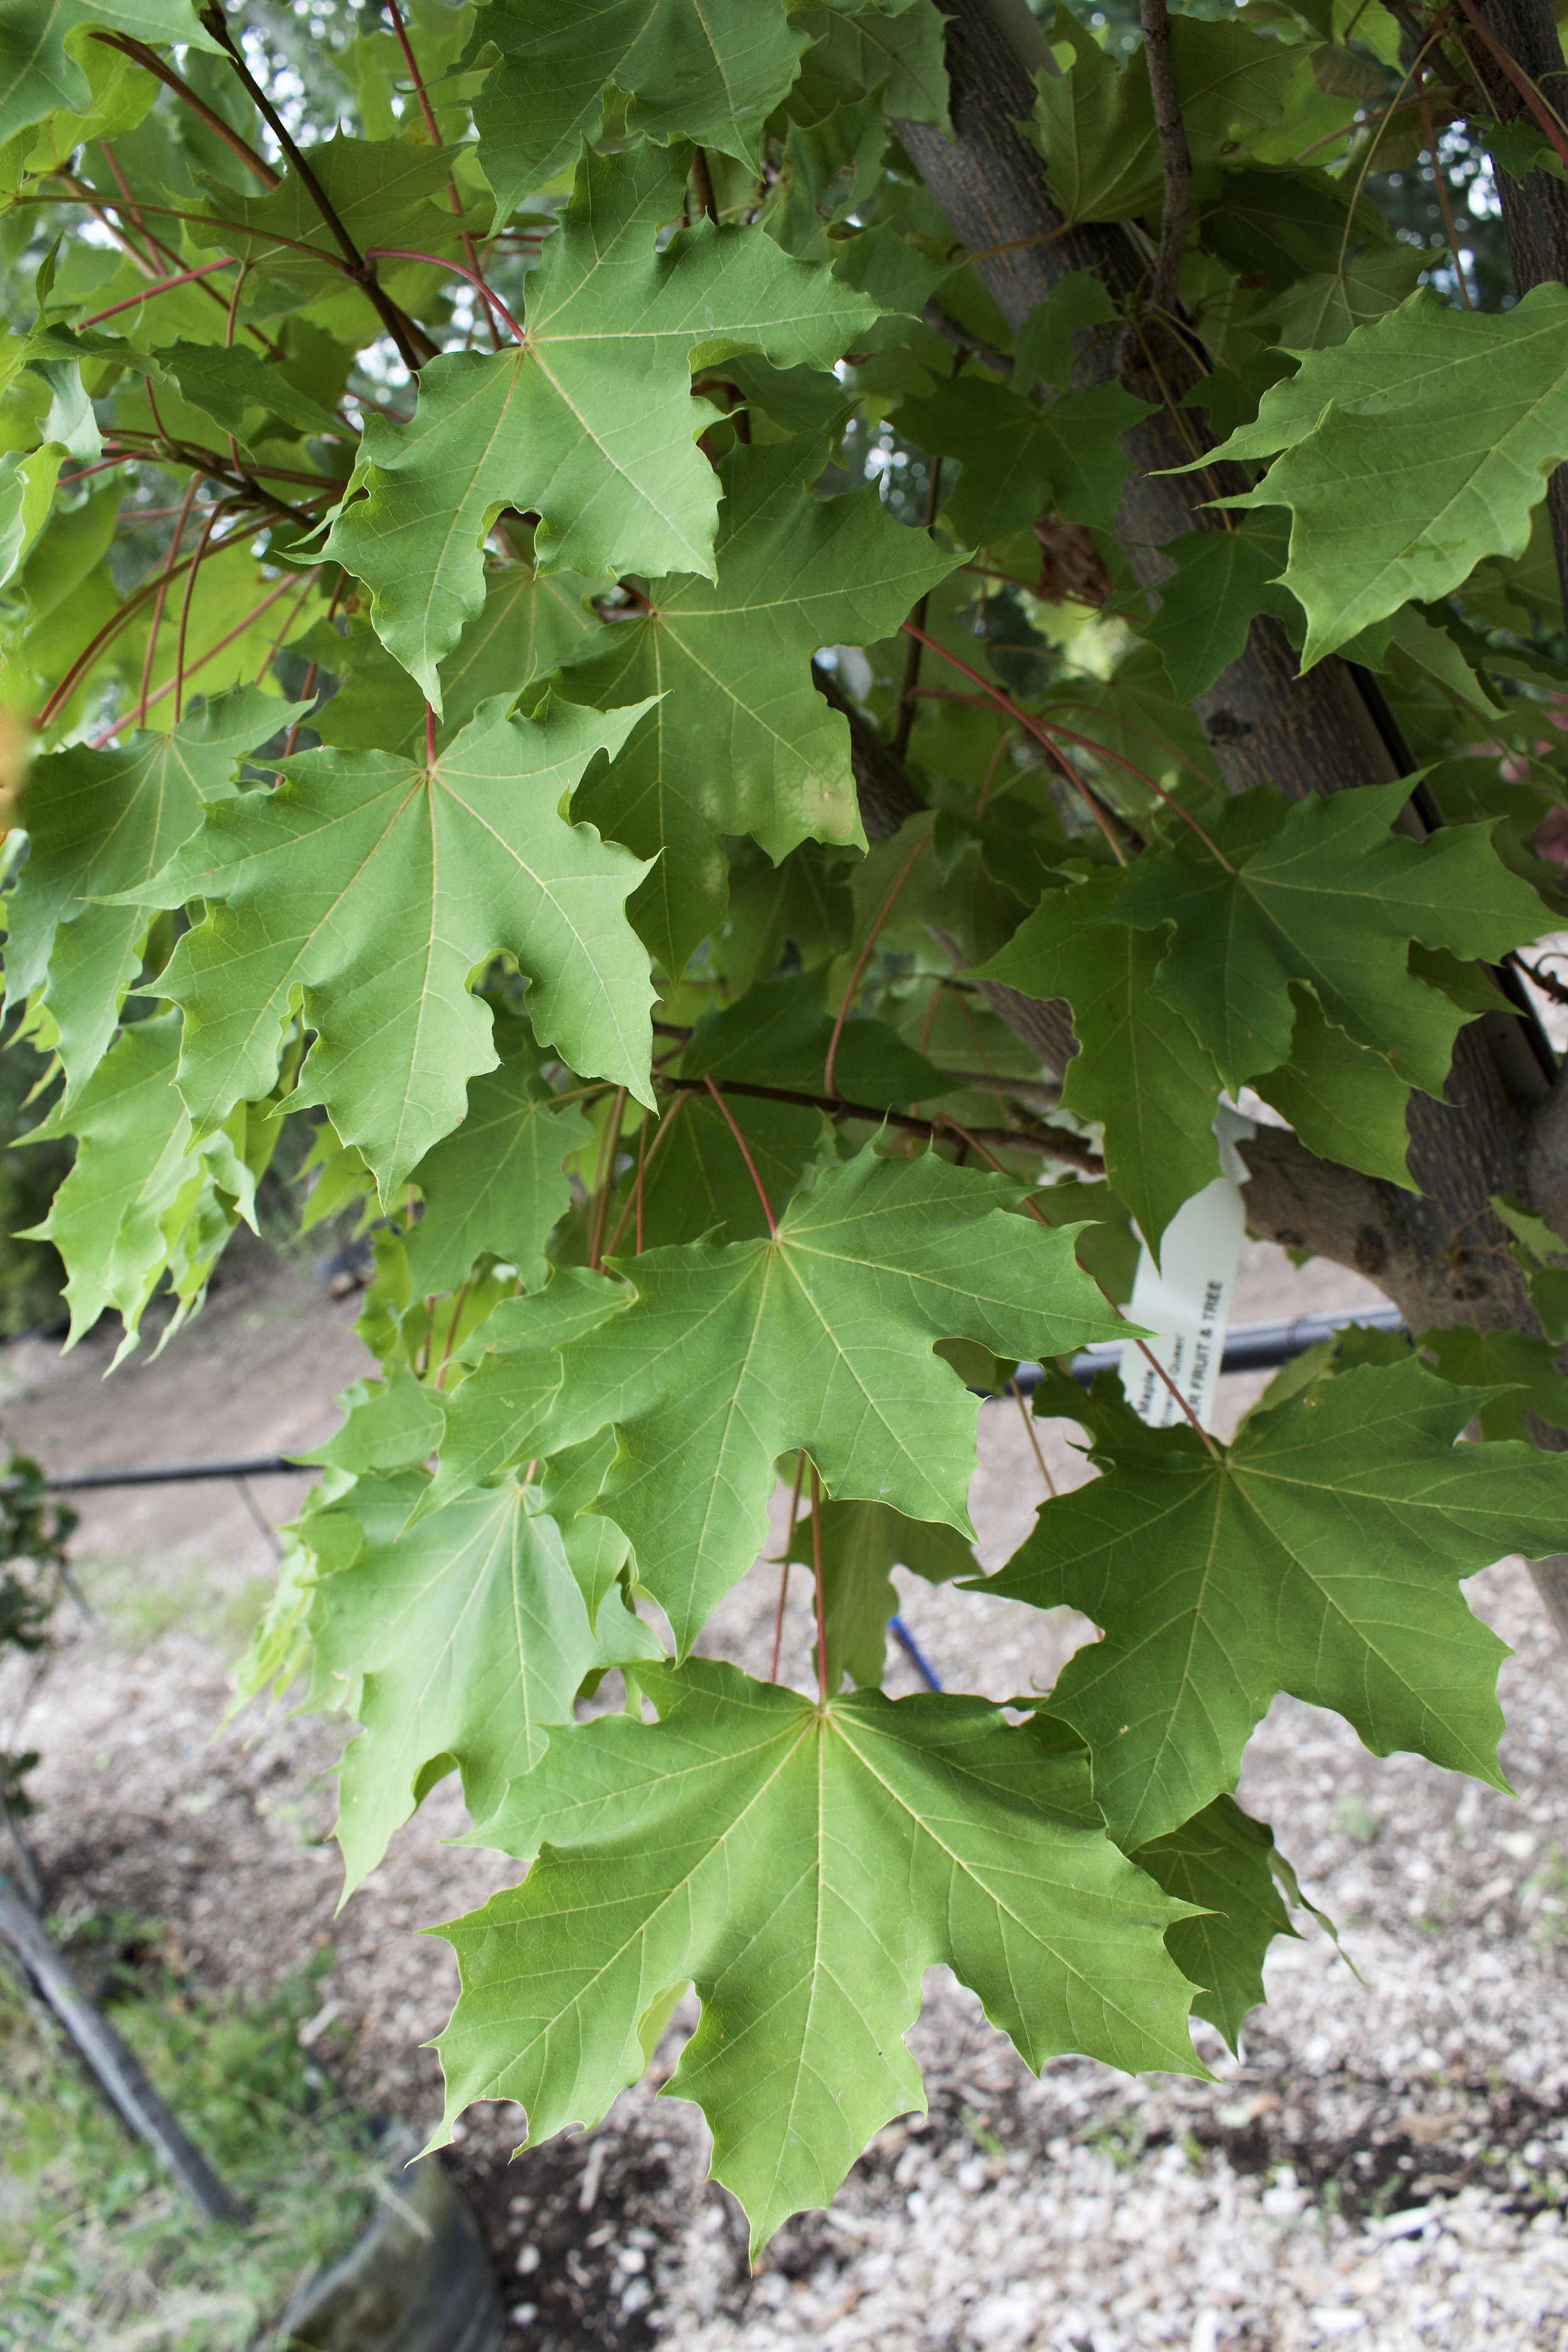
[887,0,1568,1632]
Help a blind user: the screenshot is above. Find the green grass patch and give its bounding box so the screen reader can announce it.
[0,1915,380,2351]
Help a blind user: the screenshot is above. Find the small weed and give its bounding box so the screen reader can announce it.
[1086,2114,1148,2173]
[85,1557,272,1654]
[1334,1793,1380,1845]
[959,2107,1003,2161]
[1522,1846,1568,1944]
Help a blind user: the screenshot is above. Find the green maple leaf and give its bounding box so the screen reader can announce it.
[309,1362,447,1478]
[322,143,881,704]
[558,436,951,973]
[184,134,462,301]
[791,3,951,136]
[1113,780,1549,1097]
[1020,1708,1308,2052]
[681,969,952,1108]
[403,1041,593,1296]
[305,569,598,760]
[897,375,1151,542]
[1140,515,1295,703]
[149,342,343,453]
[632,1090,827,1250]
[1268,243,1431,352]
[6,687,302,1100]
[556,1144,1123,1651]
[537,1428,633,1628]
[1012,271,1118,395]
[1419,1325,1568,1445]
[784,1496,974,1692]
[433,1660,1202,2249]
[142,697,656,1199]
[20,1013,260,1360]
[1205,283,1568,667]
[0,1,220,146]
[0,444,61,594]
[982,1359,1568,1846]
[1251,989,1416,1190]
[314,1474,661,1894]
[1130,1795,1303,2051]
[975,867,1223,1254]
[469,0,813,226]
[415,1267,632,1523]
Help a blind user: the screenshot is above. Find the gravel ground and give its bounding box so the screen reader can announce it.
[6,1237,1568,2350]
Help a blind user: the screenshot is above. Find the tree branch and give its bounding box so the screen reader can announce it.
[670,1073,1103,1177]
[919,300,1012,378]
[812,660,928,839]
[1137,0,1191,318]
[196,3,437,372]
[1451,0,1568,620]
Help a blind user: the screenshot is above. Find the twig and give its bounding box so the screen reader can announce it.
[1415,64,1474,308]
[919,301,1013,378]
[196,3,435,370]
[89,571,305,743]
[172,501,225,721]
[1139,0,1192,318]
[904,620,1236,867]
[659,1072,1104,1177]
[365,247,524,341]
[900,622,1130,867]
[689,147,720,224]
[602,1089,692,1258]
[135,477,201,727]
[1010,1376,1057,1497]
[384,0,443,146]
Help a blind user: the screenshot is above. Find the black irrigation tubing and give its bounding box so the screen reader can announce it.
[24,1308,1410,1497]
[16,1309,1409,1703]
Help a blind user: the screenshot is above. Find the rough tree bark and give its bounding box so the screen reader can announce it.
[849,0,1568,1630]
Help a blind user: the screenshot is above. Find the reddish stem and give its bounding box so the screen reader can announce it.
[253,568,320,686]
[58,452,135,487]
[135,477,200,721]
[701,1076,777,1237]
[934,1111,1221,1459]
[172,502,225,721]
[77,257,238,327]
[365,247,524,342]
[425,702,437,768]
[587,1087,629,1270]
[602,1089,691,1258]
[384,0,445,146]
[824,826,930,1099]
[769,1452,808,1685]
[89,572,302,744]
[809,1465,829,1705]
[904,620,1234,870]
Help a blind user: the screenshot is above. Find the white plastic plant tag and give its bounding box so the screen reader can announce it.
[1118,1104,1254,1432]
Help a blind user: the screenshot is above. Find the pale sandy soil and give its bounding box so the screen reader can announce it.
[6,1235,1568,2351]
